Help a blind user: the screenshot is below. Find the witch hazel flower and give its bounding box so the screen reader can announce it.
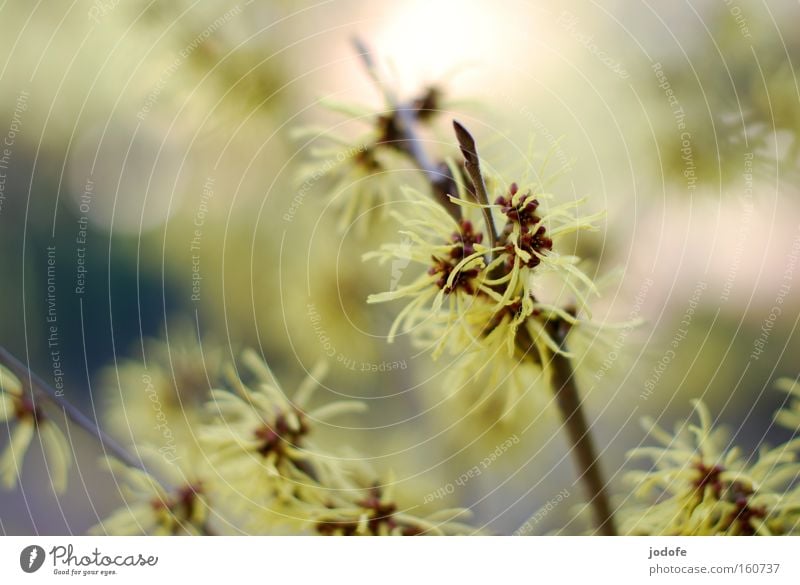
[775,377,800,432]
[365,159,604,368]
[364,186,495,352]
[90,449,213,536]
[199,350,366,524]
[0,364,72,493]
[307,465,476,536]
[621,400,800,535]
[488,181,604,315]
[294,83,450,232]
[312,482,475,536]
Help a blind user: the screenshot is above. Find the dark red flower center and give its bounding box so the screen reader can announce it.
[429,219,484,294]
[254,412,308,458]
[692,461,767,535]
[496,183,553,269]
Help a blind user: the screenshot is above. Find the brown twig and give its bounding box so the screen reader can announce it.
[545,321,617,536]
[0,346,163,483]
[352,37,461,220]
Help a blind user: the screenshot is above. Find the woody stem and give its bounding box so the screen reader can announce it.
[0,346,151,477]
[546,324,616,536]
[351,37,461,220]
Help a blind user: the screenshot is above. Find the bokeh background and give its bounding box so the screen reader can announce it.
[1,0,799,535]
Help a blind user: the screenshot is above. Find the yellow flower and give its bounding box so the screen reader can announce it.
[366,167,604,368]
[620,400,800,535]
[0,365,72,493]
[295,95,425,231]
[90,452,211,536]
[199,351,366,526]
[485,182,603,316]
[100,327,223,452]
[775,377,800,431]
[308,467,476,536]
[442,342,551,422]
[364,186,495,353]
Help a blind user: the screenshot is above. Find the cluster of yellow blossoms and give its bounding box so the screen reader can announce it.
[294,85,447,232]
[365,171,604,414]
[89,349,475,536]
[621,395,800,535]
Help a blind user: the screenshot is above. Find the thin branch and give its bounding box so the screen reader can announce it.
[351,36,390,101]
[0,346,154,480]
[452,120,498,250]
[351,37,460,221]
[545,322,617,536]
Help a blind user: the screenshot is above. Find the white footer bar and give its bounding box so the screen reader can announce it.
[1,536,798,584]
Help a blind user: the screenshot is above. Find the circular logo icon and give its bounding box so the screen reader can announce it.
[20,545,46,573]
